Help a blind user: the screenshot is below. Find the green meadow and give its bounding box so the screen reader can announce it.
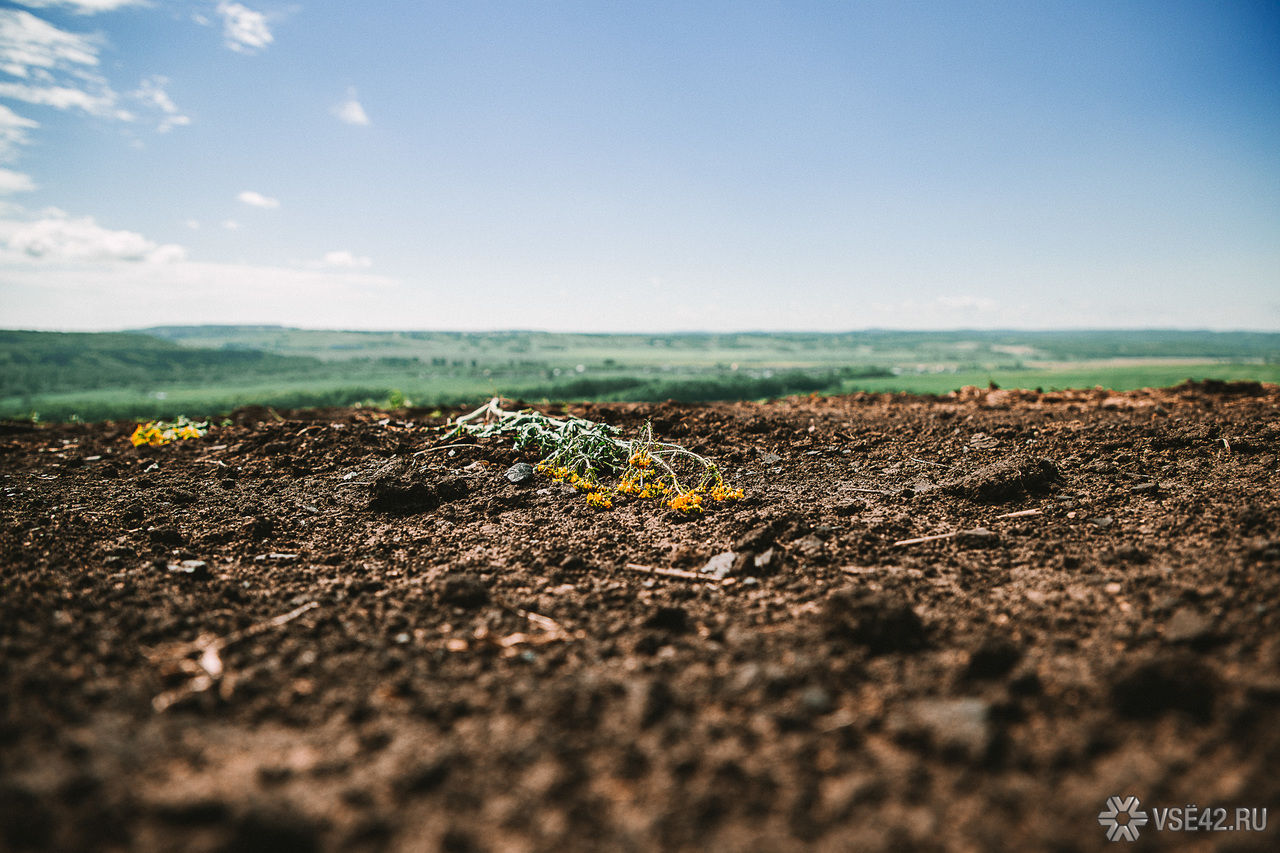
[2,327,1277,422]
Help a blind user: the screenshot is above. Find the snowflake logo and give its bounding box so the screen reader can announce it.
[1098,795,1149,842]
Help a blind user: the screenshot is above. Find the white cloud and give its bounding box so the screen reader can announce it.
[0,104,39,162]
[0,211,185,262]
[129,75,191,132]
[216,1,272,53]
[14,1,147,13]
[0,9,99,77]
[221,218,240,230]
[0,168,37,194]
[184,218,200,230]
[332,91,370,126]
[237,190,279,209]
[0,10,133,121]
[320,250,372,269]
[0,80,128,118]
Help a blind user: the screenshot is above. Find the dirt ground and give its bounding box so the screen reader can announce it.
[2,381,1278,852]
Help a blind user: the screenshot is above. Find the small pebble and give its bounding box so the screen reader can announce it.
[504,462,536,485]
[166,559,209,579]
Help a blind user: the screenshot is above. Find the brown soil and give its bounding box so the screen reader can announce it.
[2,382,1278,852]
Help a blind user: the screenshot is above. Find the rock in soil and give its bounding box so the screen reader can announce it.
[890,697,994,762]
[504,462,536,485]
[2,384,1279,851]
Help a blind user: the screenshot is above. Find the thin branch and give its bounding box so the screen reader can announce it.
[149,602,319,712]
[412,442,478,457]
[909,456,957,469]
[623,562,719,582]
[993,508,1042,519]
[893,531,959,547]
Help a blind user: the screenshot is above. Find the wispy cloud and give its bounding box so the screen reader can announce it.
[221,218,240,230]
[216,1,272,54]
[0,9,99,77]
[332,89,370,126]
[319,250,372,269]
[0,80,128,118]
[0,104,39,162]
[0,9,194,135]
[0,209,185,262]
[13,1,147,13]
[129,75,191,132]
[237,190,278,209]
[0,168,37,194]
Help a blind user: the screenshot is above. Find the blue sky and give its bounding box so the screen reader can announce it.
[1,0,1277,331]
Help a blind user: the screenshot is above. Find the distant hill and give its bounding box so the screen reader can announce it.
[0,330,323,399]
[130,325,1280,363]
[2,326,1277,422]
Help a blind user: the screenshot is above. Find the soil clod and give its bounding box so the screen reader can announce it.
[1111,654,1218,721]
[437,572,489,609]
[821,588,928,654]
[940,453,1060,502]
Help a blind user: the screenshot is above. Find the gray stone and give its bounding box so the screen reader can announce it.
[701,551,736,580]
[799,685,833,714]
[752,547,781,574]
[167,559,209,579]
[1164,607,1213,644]
[895,698,992,760]
[793,535,824,556]
[504,463,536,485]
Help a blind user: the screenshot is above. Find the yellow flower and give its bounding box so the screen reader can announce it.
[129,418,206,447]
[668,491,703,515]
[585,491,613,509]
[711,484,744,502]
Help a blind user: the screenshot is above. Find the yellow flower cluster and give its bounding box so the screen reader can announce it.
[130,418,208,447]
[616,471,670,500]
[667,491,704,515]
[538,463,614,509]
[527,424,743,515]
[710,483,745,502]
[663,481,744,515]
[538,464,600,491]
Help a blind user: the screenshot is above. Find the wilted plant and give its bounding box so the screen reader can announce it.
[130,416,209,447]
[446,398,742,513]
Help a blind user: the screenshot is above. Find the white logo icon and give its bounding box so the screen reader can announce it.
[1099,795,1150,842]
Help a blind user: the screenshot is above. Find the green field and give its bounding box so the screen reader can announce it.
[3,327,1277,422]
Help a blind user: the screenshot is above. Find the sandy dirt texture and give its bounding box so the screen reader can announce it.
[2,381,1278,852]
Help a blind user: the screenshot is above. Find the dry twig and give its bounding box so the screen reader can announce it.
[893,507,1044,546]
[148,601,319,712]
[623,562,719,582]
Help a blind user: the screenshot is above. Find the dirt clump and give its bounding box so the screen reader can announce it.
[940,452,1060,502]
